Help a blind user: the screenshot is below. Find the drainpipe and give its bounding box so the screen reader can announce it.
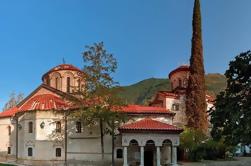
[112,120,115,166]
[64,112,68,166]
[15,116,18,161]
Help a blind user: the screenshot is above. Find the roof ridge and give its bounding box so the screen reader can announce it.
[119,118,183,133]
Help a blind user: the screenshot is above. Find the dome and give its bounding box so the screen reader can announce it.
[42,64,85,93]
[168,65,190,79]
[42,64,82,81]
[169,65,190,91]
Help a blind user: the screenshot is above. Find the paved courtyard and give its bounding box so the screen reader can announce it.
[180,157,251,166]
[1,157,251,166]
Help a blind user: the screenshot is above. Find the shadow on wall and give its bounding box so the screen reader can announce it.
[0,116,17,162]
[0,110,113,166]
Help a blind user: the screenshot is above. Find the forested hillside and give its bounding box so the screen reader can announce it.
[119,73,226,105]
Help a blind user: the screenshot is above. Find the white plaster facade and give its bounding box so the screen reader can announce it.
[121,133,180,166]
[0,117,16,157]
[0,64,183,166]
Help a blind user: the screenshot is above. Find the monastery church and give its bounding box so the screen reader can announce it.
[0,64,213,166]
[0,1,214,166]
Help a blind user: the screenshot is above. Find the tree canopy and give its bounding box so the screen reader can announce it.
[3,92,24,111]
[210,51,251,146]
[71,42,126,162]
[186,0,208,134]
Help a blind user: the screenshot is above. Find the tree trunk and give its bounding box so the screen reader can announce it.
[112,120,115,166]
[15,117,18,161]
[100,119,104,160]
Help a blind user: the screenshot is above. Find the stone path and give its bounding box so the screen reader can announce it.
[180,157,251,166]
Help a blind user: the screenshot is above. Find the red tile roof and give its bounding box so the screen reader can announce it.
[119,118,183,133]
[0,107,18,118]
[206,94,215,103]
[120,105,174,115]
[19,94,70,112]
[158,91,180,99]
[169,65,190,78]
[42,64,83,80]
[149,91,180,106]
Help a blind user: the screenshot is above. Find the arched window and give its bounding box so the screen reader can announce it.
[51,72,62,90]
[76,121,82,133]
[162,139,172,146]
[45,75,50,86]
[47,78,50,86]
[55,77,59,89]
[56,148,61,157]
[78,79,81,90]
[172,103,180,111]
[116,149,123,159]
[178,78,182,87]
[171,82,174,90]
[129,139,139,146]
[64,72,74,93]
[28,122,33,133]
[56,121,61,133]
[7,147,11,154]
[8,126,11,135]
[146,140,155,145]
[183,78,188,87]
[28,147,33,156]
[67,77,71,93]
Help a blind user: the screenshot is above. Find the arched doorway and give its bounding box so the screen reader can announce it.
[161,139,172,165]
[177,146,185,161]
[144,140,155,166]
[128,139,140,165]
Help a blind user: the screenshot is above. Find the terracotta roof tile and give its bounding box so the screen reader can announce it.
[120,105,174,115]
[0,107,18,118]
[158,91,180,99]
[206,94,215,103]
[42,64,83,80]
[169,65,190,78]
[119,118,183,133]
[19,94,70,112]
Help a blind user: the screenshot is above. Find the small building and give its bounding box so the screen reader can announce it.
[0,64,187,166]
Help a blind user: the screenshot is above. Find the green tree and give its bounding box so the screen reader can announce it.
[210,51,251,146]
[3,92,24,111]
[180,127,208,161]
[186,0,208,134]
[71,42,126,164]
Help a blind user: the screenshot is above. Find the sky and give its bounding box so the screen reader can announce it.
[1,0,251,110]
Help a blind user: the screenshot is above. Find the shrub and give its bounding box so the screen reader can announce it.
[180,128,208,161]
[180,128,233,161]
[202,139,224,160]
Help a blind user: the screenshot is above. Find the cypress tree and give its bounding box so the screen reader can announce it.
[186,0,208,134]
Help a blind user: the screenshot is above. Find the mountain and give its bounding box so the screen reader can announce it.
[119,73,226,105]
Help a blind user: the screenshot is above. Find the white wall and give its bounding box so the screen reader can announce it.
[0,117,16,157]
[45,70,84,93]
[165,95,187,127]
[1,110,176,164]
[15,111,112,162]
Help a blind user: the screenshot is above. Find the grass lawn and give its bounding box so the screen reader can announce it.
[0,164,14,166]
